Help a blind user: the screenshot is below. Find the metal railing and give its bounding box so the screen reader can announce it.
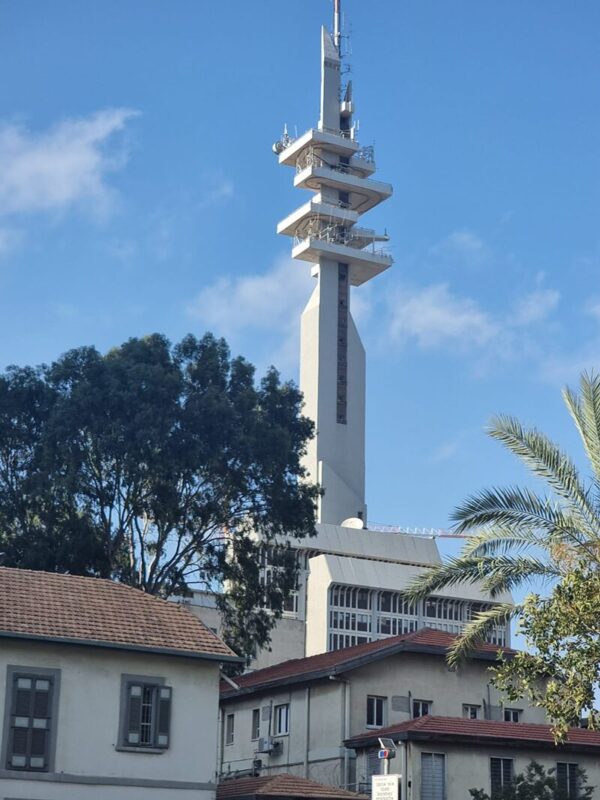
[293,229,392,259]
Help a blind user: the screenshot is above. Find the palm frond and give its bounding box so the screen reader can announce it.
[452,486,585,541]
[404,553,539,602]
[480,555,559,597]
[447,603,519,667]
[487,415,600,540]
[563,372,600,486]
[462,526,552,558]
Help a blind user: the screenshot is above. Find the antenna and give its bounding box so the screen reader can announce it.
[333,0,341,54]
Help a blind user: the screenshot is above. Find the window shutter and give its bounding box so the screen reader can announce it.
[421,753,445,800]
[13,678,32,717]
[126,684,143,745]
[367,749,380,779]
[568,765,578,800]
[156,686,172,748]
[557,763,568,797]
[8,675,53,771]
[491,758,502,795]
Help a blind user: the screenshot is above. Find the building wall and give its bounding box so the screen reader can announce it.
[357,741,600,800]
[347,652,548,730]
[220,651,547,791]
[220,681,347,788]
[0,639,220,799]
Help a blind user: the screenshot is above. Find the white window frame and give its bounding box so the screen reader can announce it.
[462,704,481,719]
[557,762,579,799]
[251,708,260,741]
[491,757,514,794]
[225,712,235,745]
[503,708,521,723]
[413,699,432,718]
[274,703,289,736]
[366,695,386,728]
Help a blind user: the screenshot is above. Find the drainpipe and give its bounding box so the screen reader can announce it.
[399,740,408,800]
[329,676,351,788]
[304,686,311,779]
[217,707,224,779]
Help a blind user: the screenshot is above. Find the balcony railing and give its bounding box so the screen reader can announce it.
[293,228,391,258]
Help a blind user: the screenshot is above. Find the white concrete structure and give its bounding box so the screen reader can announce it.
[275,0,392,526]
[0,567,242,800]
[191,3,512,670]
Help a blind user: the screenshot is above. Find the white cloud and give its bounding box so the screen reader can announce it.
[0,108,138,219]
[186,256,314,372]
[196,179,234,211]
[585,298,600,321]
[430,440,460,463]
[511,288,560,326]
[0,227,23,258]
[388,283,497,349]
[429,229,489,266]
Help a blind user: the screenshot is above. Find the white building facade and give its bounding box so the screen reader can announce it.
[0,566,242,800]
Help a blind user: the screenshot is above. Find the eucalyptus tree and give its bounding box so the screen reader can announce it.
[407,372,600,735]
[0,333,318,660]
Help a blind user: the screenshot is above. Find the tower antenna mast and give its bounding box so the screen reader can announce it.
[333,0,341,54]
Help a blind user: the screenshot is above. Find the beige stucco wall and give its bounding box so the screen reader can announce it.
[347,651,548,730]
[358,741,600,800]
[0,639,220,799]
[220,681,348,786]
[220,651,549,791]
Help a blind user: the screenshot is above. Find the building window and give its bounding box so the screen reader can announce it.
[225,713,235,745]
[557,763,579,799]
[366,696,386,728]
[120,675,172,750]
[251,708,260,741]
[421,753,445,800]
[413,700,431,718]
[3,667,60,772]
[274,703,289,736]
[503,708,521,723]
[491,758,514,794]
[462,704,481,720]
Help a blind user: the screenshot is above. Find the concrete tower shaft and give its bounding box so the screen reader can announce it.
[276,6,392,526]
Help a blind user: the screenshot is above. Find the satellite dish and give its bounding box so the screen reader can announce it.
[341,517,365,529]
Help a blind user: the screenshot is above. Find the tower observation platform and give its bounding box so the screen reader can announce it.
[274,0,393,526]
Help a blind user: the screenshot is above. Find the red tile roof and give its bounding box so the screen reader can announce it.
[0,566,241,662]
[221,628,512,698]
[345,716,600,752]
[217,773,368,800]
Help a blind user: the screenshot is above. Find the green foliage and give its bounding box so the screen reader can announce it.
[0,333,318,660]
[406,372,600,735]
[494,570,600,739]
[469,760,593,800]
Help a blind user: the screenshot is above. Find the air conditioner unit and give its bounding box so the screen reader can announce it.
[257,737,275,754]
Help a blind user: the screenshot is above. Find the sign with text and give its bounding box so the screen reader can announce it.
[372,773,400,800]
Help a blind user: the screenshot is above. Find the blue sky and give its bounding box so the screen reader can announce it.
[1,0,599,554]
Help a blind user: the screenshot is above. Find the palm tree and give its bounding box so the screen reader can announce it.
[406,371,600,665]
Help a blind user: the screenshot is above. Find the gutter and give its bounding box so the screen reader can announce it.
[344,730,600,754]
[0,630,245,664]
